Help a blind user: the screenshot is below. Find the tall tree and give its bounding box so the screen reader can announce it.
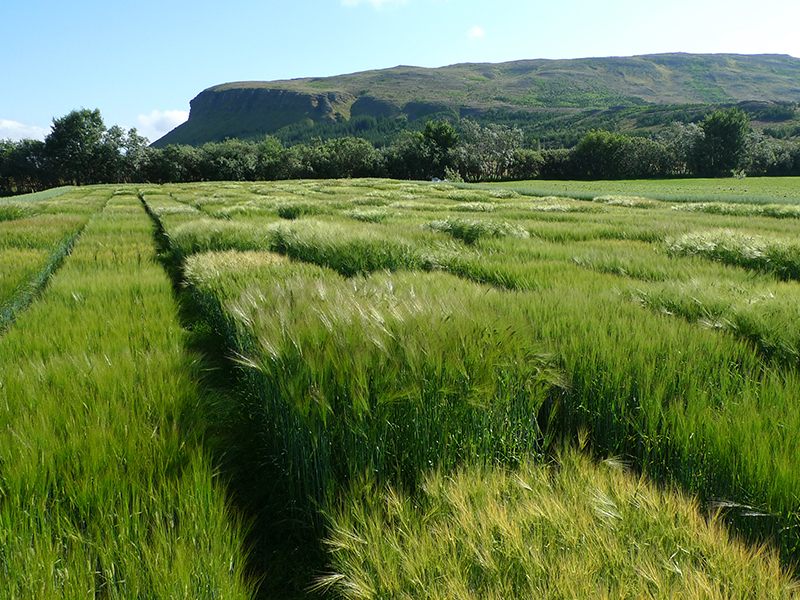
[422,120,459,178]
[120,128,151,183]
[571,130,633,179]
[455,120,523,182]
[44,108,107,185]
[0,139,47,195]
[697,107,750,176]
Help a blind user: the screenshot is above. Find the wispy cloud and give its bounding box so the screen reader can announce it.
[467,25,485,40]
[0,119,49,142]
[137,109,189,142]
[341,0,408,8]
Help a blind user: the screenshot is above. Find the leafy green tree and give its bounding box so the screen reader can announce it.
[380,133,426,180]
[571,130,632,179]
[539,148,574,179]
[94,124,126,183]
[697,107,750,176]
[509,148,544,180]
[454,120,523,181]
[658,122,705,175]
[199,139,260,181]
[143,144,201,183]
[44,108,107,185]
[257,135,296,180]
[422,120,459,178]
[0,139,48,195]
[423,120,460,152]
[120,128,151,183]
[742,131,800,176]
[626,137,672,178]
[300,137,380,179]
[0,140,11,194]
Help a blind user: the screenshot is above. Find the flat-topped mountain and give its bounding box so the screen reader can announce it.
[153,53,800,147]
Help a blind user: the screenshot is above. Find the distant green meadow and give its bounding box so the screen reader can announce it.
[498,176,800,205]
[4,178,800,598]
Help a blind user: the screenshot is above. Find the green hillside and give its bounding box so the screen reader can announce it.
[153,53,800,148]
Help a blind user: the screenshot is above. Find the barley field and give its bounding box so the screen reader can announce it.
[3,178,800,598]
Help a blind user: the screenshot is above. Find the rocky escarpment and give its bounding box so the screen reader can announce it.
[152,53,800,147]
[153,86,357,147]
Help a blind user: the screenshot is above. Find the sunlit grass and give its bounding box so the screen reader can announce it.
[183,251,562,513]
[138,177,800,584]
[318,447,799,600]
[0,193,251,599]
[0,190,107,330]
[667,229,800,281]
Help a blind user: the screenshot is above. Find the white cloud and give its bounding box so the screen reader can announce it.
[0,119,49,142]
[341,0,408,7]
[467,25,485,40]
[137,109,189,142]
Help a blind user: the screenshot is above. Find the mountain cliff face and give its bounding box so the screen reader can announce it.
[152,53,800,147]
[156,87,357,147]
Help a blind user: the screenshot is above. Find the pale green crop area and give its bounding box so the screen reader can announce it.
[4,178,800,599]
[499,176,800,205]
[0,189,251,599]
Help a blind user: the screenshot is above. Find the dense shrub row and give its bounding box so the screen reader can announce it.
[4,108,800,197]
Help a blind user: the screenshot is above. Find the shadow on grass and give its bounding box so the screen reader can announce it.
[142,195,328,600]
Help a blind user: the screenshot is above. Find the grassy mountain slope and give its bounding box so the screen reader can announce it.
[153,53,800,147]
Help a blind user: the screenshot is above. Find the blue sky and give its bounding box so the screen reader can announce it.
[2,0,799,143]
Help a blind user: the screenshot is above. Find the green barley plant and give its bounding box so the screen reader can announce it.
[510,197,605,213]
[266,218,444,276]
[673,202,800,219]
[349,195,391,206]
[0,193,251,599]
[450,201,496,212]
[0,214,86,249]
[426,217,530,244]
[666,230,800,281]
[592,194,661,208]
[276,202,327,219]
[317,447,799,600]
[0,201,40,221]
[343,208,390,223]
[0,248,49,302]
[183,252,563,515]
[139,178,800,573]
[628,276,800,364]
[445,189,500,202]
[1,191,107,330]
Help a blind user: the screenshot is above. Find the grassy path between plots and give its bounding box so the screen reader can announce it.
[0,191,251,599]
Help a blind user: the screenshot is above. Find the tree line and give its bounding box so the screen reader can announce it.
[3,107,800,196]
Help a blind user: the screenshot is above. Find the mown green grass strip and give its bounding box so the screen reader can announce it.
[1,185,75,203]
[497,177,800,205]
[0,192,252,599]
